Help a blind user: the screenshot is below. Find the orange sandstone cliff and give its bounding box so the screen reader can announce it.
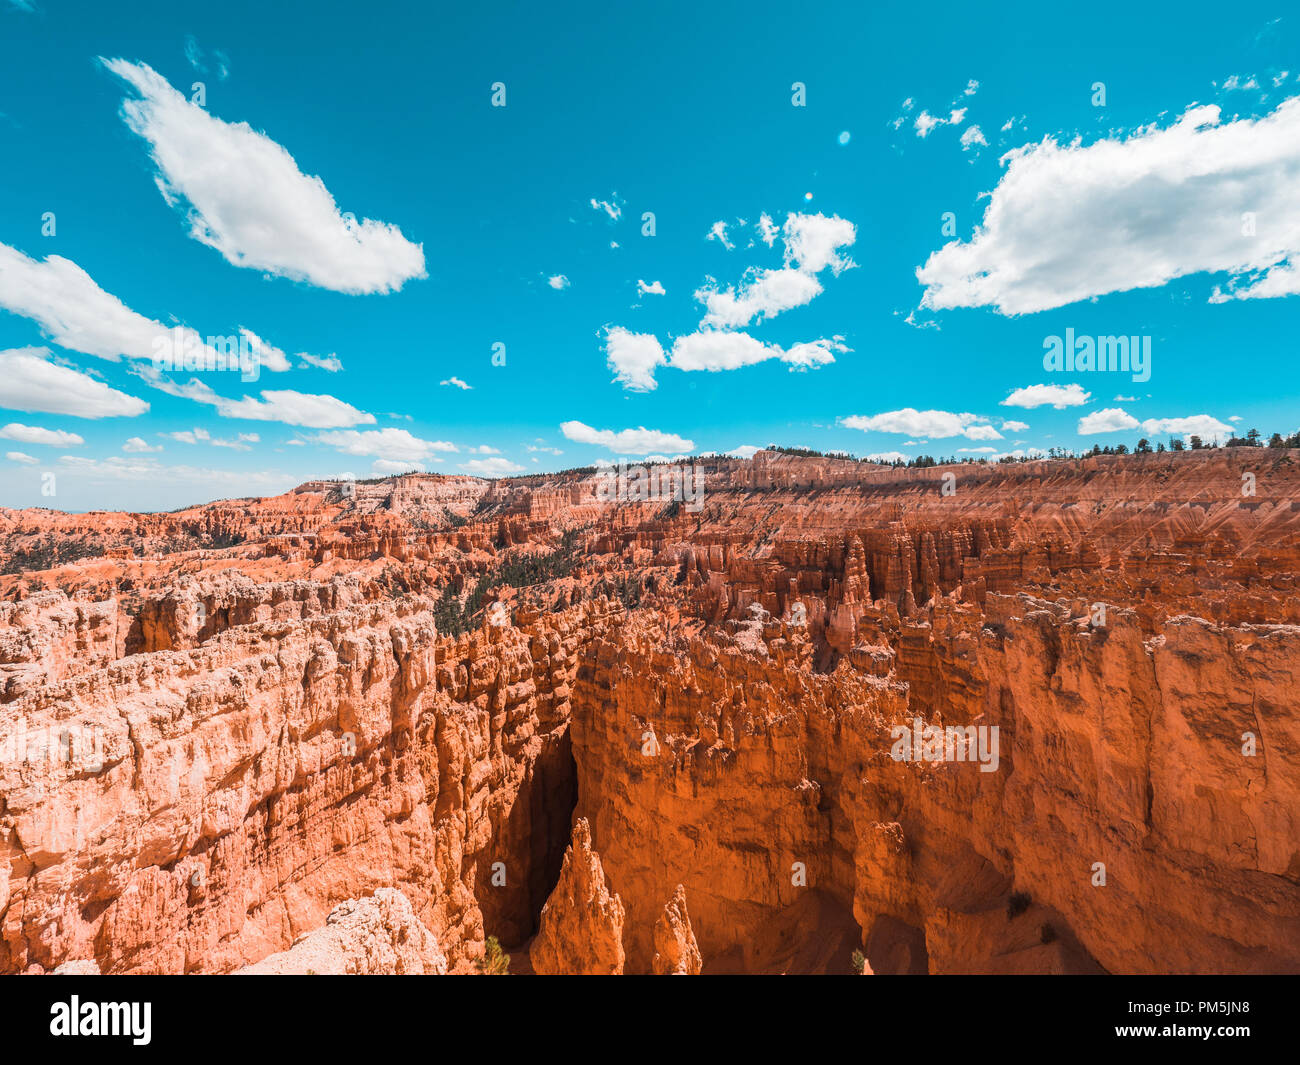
[0,449,1297,974]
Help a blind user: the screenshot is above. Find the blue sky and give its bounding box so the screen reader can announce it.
[1,0,1298,511]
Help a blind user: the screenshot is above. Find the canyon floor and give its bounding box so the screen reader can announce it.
[1,448,1297,974]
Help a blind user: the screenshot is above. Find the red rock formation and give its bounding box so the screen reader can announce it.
[651,885,702,975]
[529,818,626,975]
[0,448,1297,975]
[237,889,447,975]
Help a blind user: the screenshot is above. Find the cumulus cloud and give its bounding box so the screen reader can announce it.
[6,451,37,464]
[636,279,666,296]
[101,58,425,295]
[842,408,1002,440]
[604,327,667,392]
[607,212,855,389]
[1139,414,1234,438]
[560,421,694,455]
[960,125,988,151]
[919,97,1300,314]
[0,347,149,418]
[313,428,456,464]
[669,331,848,374]
[782,212,857,275]
[696,268,823,329]
[459,457,526,477]
[122,436,162,453]
[0,422,84,447]
[547,275,571,290]
[1002,383,1091,409]
[1077,407,1140,433]
[440,376,472,390]
[1000,419,1030,432]
[726,444,761,458]
[691,212,854,330]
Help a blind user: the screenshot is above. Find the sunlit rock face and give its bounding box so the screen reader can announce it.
[1,450,1297,974]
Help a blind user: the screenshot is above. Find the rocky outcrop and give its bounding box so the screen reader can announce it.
[529,819,626,975]
[237,889,446,975]
[651,885,702,975]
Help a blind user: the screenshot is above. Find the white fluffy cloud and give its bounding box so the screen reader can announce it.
[919,97,1300,314]
[862,451,910,463]
[842,408,1002,440]
[123,436,162,453]
[6,451,37,464]
[0,241,202,362]
[0,241,310,377]
[637,279,666,296]
[547,275,570,290]
[1077,409,1233,438]
[0,348,149,418]
[1139,414,1234,438]
[1000,419,1030,432]
[459,457,526,477]
[960,125,988,151]
[672,332,848,375]
[691,212,854,330]
[1002,383,1091,409]
[603,328,850,391]
[102,59,425,295]
[440,376,472,390]
[726,444,761,458]
[782,212,857,275]
[604,327,668,391]
[560,421,694,455]
[0,422,84,447]
[313,428,456,463]
[1077,407,1140,433]
[696,268,824,329]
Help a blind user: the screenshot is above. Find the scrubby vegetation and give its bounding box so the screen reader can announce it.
[1,536,105,575]
[477,936,511,975]
[433,530,583,636]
